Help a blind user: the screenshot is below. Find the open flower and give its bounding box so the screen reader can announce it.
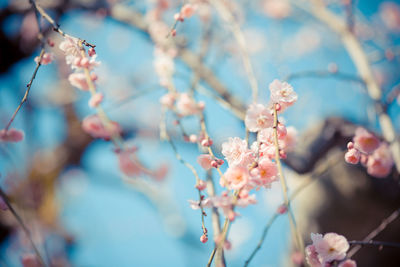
[269,79,297,107]
[222,137,254,167]
[245,103,273,132]
[311,233,349,264]
[223,165,250,190]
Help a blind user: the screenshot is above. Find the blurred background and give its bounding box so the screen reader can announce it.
[0,0,400,266]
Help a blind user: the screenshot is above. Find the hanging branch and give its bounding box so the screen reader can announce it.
[0,187,47,267]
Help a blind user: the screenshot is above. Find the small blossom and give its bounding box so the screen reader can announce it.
[344,148,361,164]
[0,128,24,143]
[160,93,176,108]
[34,52,54,65]
[276,204,287,214]
[245,103,273,132]
[366,143,393,178]
[68,72,97,91]
[197,154,214,170]
[263,0,291,19]
[195,180,207,191]
[21,253,40,267]
[223,166,250,190]
[81,114,121,140]
[180,4,196,19]
[380,2,400,32]
[176,93,201,116]
[353,127,380,154]
[305,245,322,267]
[269,79,297,107]
[89,93,104,108]
[188,198,212,210]
[200,234,208,243]
[222,137,254,167]
[311,232,349,264]
[118,148,141,177]
[59,37,82,67]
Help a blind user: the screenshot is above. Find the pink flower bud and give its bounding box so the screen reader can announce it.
[195,180,207,191]
[88,93,104,108]
[277,204,287,214]
[189,134,197,143]
[345,148,361,164]
[347,141,354,150]
[88,47,96,57]
[200,234,208,243]
[0,128,24,143]
[211,160,218,168]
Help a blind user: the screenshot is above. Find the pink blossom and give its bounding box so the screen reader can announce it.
[34,52,54,65]
[311,232,349,264]
[344,148,361,164]
[276,204,287,214]
[176,93,201,116]
[188,198,212,210]
[281,126,297,151]
[223,166,250,190]
[81,114,121,140]
[338,259,357,267]
[21,253,40,267]
[353,127,380,154]
[160,93,176,108]
[236,194,257,207]
[197,154,214,170]
[68,72,97,91]
[305,245,322,267]
[366,143,393,178]
[245,103,273,132]
[118,148,141,177]
[200,234,208,243]
[59,37,81,66]
[291,251,304,265]
[263,0,291,19]
[153,163,169,181]
[269,79,297,107]
[380,2,400,32]
[222,137,254,167]
[89,93,104,108]
[195,180,207,191]
[180,4,196,19]
[251,157,278,187]
[0,128,24,143]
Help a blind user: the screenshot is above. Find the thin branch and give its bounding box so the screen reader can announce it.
[347,208,400,257]
[209,0,259,102]
[3,48,45,131]
[349,240,400,249]
[244,152,343,266]
[0,187,46,267]
[285,70,364,85]
[272,104,304,256]
[29,0,95,48]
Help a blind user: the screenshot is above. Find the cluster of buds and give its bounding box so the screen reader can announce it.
[345,127,393,178]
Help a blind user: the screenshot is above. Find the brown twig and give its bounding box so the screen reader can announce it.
[347,208,400,257]
[0,187,47,267]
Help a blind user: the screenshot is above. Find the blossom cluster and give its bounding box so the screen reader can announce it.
[345,127,393,178]
[305,232,356,267]
[189,80,298,226]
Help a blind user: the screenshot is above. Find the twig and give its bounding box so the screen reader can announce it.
[244,153,344,266]
[0,187,46,267]
[3,49,45,131]
[285,70,364,85]
[29,0,95,48]
[209,0,259,102]
[272,104,304,256]
[347,208,400,257]
[349,240,400,249]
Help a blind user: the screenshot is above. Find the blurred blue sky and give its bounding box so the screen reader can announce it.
[0,1,399,266]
